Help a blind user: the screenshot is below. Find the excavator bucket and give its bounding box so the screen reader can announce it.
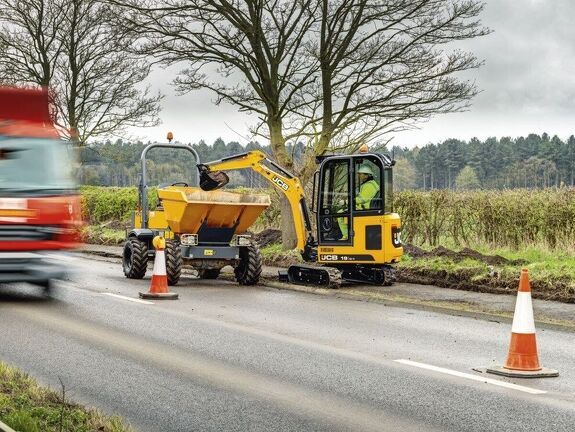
[198,164,229,191]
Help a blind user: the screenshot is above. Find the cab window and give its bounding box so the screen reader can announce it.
[319,159,350,242]
[384,167,393,213]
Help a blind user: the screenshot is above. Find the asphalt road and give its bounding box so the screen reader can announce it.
[0,255,574,432]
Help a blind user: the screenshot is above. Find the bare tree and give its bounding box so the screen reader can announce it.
[115,0,488,248]
[0,0,162,145]
[115,0,317,166]
[292,0,490,180]
[114,0,318,246]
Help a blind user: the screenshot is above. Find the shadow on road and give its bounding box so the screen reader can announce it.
[0,283,59,304]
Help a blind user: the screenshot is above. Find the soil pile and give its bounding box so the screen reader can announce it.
[405,244,526,266]
[254,229,282,247]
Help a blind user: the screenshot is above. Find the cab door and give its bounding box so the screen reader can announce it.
[317,157,352,246]
[351,155,385,253]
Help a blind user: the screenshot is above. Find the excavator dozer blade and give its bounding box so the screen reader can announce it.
[198,164,230,191]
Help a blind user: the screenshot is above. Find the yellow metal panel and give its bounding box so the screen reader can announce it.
[317,213,402,265]
[134,210,169,230]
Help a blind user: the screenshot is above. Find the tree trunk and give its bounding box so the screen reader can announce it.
[268,118,297,250]
[278,194,297,249]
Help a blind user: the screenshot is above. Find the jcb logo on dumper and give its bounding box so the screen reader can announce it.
[272,176,289,191]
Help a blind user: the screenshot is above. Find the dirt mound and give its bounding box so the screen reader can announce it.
[397,267,575,303]
[254,229,282,247]
[402,243,427,258]
[404,244,526,266]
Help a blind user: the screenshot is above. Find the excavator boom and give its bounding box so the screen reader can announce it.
[198,151,315,258]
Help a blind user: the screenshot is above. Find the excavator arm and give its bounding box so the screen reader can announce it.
[197,151,316,260]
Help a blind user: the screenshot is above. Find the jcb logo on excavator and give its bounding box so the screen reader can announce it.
[272,176,289,191]
[321,255,339,261]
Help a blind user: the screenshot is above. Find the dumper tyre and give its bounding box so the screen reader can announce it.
[234,241,262,285]
[198,269,221,279]
[123,238,148,279]
[165,240,182,286]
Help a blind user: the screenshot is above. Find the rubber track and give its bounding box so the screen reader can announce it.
[235,241,262,285]
[165,240,182,286]
[287,264,342,288]
[383,266,395,286]
[124,238,148,279]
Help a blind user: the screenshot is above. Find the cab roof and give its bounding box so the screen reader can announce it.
[0,86,59,139]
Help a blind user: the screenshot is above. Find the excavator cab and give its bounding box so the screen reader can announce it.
[314,153,402,277]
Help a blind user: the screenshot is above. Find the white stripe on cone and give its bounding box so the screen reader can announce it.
[511,291,536,334]
[153,250,167,276]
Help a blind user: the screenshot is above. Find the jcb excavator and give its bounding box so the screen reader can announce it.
[198,147,403,286]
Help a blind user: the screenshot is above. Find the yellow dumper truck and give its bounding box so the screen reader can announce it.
[122,142,270,285]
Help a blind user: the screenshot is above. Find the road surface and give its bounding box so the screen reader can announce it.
[0,255,574,431]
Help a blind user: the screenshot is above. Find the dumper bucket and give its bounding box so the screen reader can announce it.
[198,164,229,191]
[157,186,270,236]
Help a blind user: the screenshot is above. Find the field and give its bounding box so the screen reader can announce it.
[79,186,575,302]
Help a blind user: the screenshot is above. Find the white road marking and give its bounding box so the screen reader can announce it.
[102,293,154,305]
[394,359,546,395]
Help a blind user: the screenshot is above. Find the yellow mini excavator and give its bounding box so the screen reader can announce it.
[198,147,403,286]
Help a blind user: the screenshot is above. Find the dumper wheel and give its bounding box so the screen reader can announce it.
[234,241,262,285]
[123,238,148,279]
[198,269,221,279]
[165,240,182,286]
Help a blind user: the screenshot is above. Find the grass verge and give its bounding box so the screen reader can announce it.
[0,361,133,432]
[398,247,575,303]
[82,225,125,245]
[259,243,301,266]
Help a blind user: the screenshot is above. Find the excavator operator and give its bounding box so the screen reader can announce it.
[336,163,380,240]
[355,164,380,210]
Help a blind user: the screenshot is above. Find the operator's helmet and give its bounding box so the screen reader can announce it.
[358,164,374,176]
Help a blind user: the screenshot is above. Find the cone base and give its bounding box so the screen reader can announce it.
[139,291,179,300]
[486,365,558,378]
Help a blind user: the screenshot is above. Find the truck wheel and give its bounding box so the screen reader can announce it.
[123,238,148,279]
[197,269,221,279]
[165,240,182,286]
[234,241,262,285]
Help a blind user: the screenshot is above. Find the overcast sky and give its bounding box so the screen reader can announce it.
[129,0,574,148]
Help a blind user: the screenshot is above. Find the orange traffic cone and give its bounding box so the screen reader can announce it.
[139,236,178,300]
[487,269,557,378]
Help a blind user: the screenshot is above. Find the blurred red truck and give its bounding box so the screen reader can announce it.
[0,87,82,291]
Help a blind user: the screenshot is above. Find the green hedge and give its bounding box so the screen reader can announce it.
[395,188,575,249]
[80,186,157,224]
[81,186,575,250]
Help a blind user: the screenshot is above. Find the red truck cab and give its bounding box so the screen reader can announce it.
[0,87,82,291]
